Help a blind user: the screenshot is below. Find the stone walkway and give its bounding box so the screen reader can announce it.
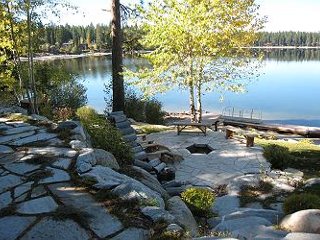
[0,115,145,240]
[147,130,270,188]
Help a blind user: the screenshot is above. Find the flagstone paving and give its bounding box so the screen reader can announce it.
[147,130,270,188]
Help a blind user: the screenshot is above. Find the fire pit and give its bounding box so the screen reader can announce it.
[186,144,214,154]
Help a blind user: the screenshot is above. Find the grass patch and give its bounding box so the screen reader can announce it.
[256,138,320,178]
[51,205,92,227]
[133,123,173,135]
[283,193,320,214]
[7,113,30,122]
[239,180,274,207]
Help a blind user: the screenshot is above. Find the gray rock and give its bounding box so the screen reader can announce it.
[0,174,22,193]
[304,178,320,187]
[133,159,153,171]
[39,167,70,184]
[0,152,25,165]
[214,217,272,233]
[3,126,38,136]
[227,174,260,195]
[0,145,14,154]
[0,216,36,240]
[0,131,35,144]
[193,237,238,240]
[56,121,78,131]
[4,162,40,175]
[283,232,320,240]
[52,158,72,170]
[231,225,287,240]
[31,185,47,198]
[211,195,240,216]
[0,191,12,210]
[6,122,30,128]
[48,183,123,238]
[111,228,150,240]
[141,206,176,223]
[224,208,283,224]
[112,181,165,209]
[165,223,184,235]
[26,147,77,158]
[20,217,89,240]
[17,196,58,214]
[14,182,33,198]
[166,186,187,196]
[132,166,169,199]
[30,114,49,122]
[9,133,57,146]
[207,217,222,229]
[167,196,199,237]
[76,149,96,173]
[0,106,28,115]
[69,140,86,150]
[82,165,129,189]
[94,149,120,170]
[280,209,320,233]
[245,202,263,209]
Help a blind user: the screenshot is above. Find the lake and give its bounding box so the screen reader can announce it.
[56,49,320,127]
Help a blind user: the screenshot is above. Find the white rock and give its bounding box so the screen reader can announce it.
[211,195,240,216]
[227,174,260,195]
[17,196,58,214]
[0,191,12,210]
[39,167,70,184]
[167,196,199,237]
[0,145,14,154]
[283,232,320,240]
[20,217,89,240]
[27,147,77,158]
[232,225,287,240]
[304,178,320,187]
[280,209,320,233]
[0,216,36,240]
[76,149,96,173]
[69,140,86,150]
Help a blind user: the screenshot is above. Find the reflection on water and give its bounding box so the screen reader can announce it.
[54,49,320,126]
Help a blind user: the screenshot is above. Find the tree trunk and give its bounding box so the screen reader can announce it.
[111,0,125,112]
[188,80,196,122]
[26,1,38,114]
[196,80,202,123]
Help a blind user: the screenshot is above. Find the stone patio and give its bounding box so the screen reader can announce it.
[147,129,270,188]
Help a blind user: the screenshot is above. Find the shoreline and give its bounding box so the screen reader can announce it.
[20,52,112,62]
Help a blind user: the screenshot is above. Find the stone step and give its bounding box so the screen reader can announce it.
[122,134,137,143]
[132,146,144,153]
[134,151,148,161]
[154,162,167,173]
[115,120,131,129]
[133,160,153,172]
[148,158,162,168]
[109,111,124,116]
[112,115,127,123]
[118,127,135,136]
[0,131,36,144]
[3,126,39,136]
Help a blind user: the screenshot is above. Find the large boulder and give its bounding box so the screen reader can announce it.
[76,149,120,174]
[132,166,169,199]
[167,196,199,237]
[280,209,320,233]
[283,232,320,240]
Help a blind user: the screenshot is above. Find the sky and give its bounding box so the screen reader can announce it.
[56,0,320,32]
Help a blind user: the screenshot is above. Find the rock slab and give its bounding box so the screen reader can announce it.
[0,216,36,240]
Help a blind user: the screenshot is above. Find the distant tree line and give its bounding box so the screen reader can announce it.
[39,24,144,54]
[256,31,320,47]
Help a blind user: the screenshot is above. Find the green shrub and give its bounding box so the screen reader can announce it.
[181,188,215,216]
[145,99,165,124]
[76,106,133,166]
[283,193,320,214]
[263,144,291,170]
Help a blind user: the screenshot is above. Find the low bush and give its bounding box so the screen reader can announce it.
[181,188,215,217]
[283,193,320,214]
[145,99,165,125]
[263,144,291,170]
[76,106,133,166]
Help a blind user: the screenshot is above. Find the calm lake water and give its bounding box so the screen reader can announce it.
[57,49,320,127]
